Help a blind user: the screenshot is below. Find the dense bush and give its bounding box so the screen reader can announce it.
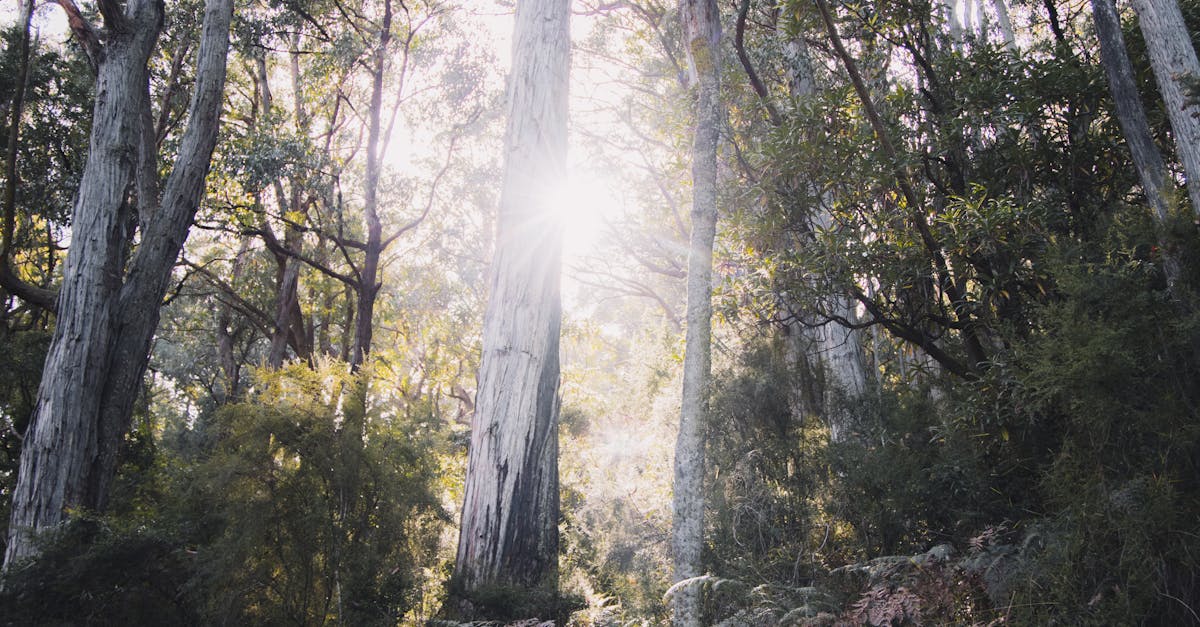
[0,363,452,626]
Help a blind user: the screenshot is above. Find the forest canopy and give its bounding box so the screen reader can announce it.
[1,0,1199,624]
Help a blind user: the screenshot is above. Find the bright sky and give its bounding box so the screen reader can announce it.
[3,0,638,299]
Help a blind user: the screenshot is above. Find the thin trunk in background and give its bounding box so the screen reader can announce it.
[672,0,720,623]
[350,0,392,372]
[260,50,312,368]
[0,0,56,311]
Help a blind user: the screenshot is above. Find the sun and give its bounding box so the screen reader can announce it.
[542,166,623,263]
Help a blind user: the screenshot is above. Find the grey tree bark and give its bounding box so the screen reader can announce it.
[672,0,720,624]
[1093,0,1184,288]
[257,51,312,369]
[769,14,869,441]
[453,0,569,598]
[1130,0,1200,215]
[5,0,233,567]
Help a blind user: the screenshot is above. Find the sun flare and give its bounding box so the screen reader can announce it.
[542,167,623,262]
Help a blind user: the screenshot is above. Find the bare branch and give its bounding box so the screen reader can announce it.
[247,223,362,289]
[54,0,102,71]
[734,0,782,126]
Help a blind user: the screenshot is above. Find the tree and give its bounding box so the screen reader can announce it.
[670,0,720,623]
[0,0,59,312]
[453,0,570,599]
[1092,0,1183,289]
[730,0,871,440]
[1130,0,1200,215]
[5,0,233,566]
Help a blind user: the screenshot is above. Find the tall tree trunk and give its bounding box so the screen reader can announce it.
[1130,0,1200,215]
[351,0,392,372]
[453,0,569,598]
[259,54,311,368]
[777,24,870,441]
[216,235,254,403]
[991,0,1017,50]
[5,0,233,567]
[672,0,720,624]
[2,0,33,268]
[1093,0,1183,288]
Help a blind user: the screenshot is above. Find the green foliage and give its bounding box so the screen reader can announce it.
[826,388,1010,559]
[705,341,824,581]
[188,362,451,624]
[0,329,50,555]
[0,518,199,626]
[998,259,1200,624]
[1,363,453,625]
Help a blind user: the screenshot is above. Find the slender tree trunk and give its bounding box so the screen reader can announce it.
[1093,0,1183,288]
[5,0,232,567]
[672,0,720,624]
[0,0,56,312]
[216,235,254,402]
[2,0,33,265]
[258,55,311,368]
[1130,0,1200,215]
[351,0,392,372]
[453,0,569,599]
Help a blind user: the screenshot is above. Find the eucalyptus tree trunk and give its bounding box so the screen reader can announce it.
[5,0,233,567]
[991,0,1017,50]
[216,236,254,403]
[778,22,869,442]
[351,0,392,372]
[1093,0,1183,288]
[1130,0,1200,215]
[672,0,720,624]
[259,53,311,369]
[453,0,569,597]
[2,0,33,274]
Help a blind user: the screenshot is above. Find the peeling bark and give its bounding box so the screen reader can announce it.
[453,0,569,597]
[5,0,233,567]
[1131,0,1200,215]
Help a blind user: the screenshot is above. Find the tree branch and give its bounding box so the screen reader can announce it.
[248,225,361,289]
[813,0,987,370]
[735,0,783,126]
[0,261,57,311]
[54,0,102,72]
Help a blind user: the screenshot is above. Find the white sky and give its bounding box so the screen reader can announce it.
[1,0,641,303]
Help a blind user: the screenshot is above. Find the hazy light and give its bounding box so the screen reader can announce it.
[541,168,622,262]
